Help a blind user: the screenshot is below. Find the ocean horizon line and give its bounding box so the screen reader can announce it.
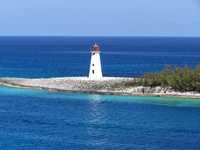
[0,35,200,38]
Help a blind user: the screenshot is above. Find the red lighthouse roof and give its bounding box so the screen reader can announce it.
[91,43,100,52]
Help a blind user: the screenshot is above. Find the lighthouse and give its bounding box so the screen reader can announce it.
[89,43,103,80]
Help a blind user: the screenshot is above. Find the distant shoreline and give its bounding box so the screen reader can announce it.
[1,77,200,99]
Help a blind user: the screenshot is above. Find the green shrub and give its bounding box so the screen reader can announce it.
[137,65,200,92]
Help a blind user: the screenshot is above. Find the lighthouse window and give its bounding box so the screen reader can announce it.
[92,70,95,74]
[92,64,94,66]
[93,53,95,55]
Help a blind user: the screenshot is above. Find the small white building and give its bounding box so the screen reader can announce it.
[89,43,103,80]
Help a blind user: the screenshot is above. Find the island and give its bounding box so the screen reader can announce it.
[0,66,200,98]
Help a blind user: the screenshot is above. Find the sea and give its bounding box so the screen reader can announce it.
[0,37,200,150]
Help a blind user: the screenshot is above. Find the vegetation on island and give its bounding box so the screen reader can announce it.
[125,65,200,92]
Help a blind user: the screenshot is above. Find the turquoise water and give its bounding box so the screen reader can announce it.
[0,86,200,150]
[1,86,200,108]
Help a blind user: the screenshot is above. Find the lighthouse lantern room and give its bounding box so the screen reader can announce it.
[89,43,103,80]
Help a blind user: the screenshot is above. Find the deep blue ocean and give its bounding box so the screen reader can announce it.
[0,37,200,150]
[1,36,200,77]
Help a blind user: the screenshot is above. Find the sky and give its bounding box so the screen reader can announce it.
[0,0,200,36]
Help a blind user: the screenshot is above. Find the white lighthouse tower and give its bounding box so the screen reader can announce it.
[89,43,103,80]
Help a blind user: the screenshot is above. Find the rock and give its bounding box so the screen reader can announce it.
[0,77,200,99]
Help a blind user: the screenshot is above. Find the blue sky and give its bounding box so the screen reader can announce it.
[0,0,200,36]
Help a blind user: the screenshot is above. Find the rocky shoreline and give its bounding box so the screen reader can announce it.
[0,77,200,99]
